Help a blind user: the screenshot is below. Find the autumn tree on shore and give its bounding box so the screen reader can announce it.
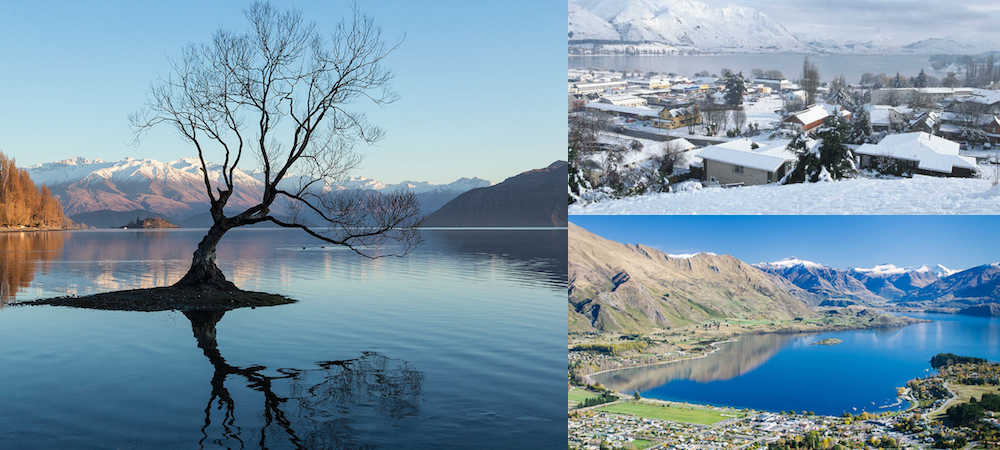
[0,153,67,228]
[131,2,420,290]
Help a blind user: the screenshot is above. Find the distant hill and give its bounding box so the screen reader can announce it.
[568,223,813,333]
[71,209,172,229]
[958,303,1000,317]
[420,161,567,227]
[122,216,178,229]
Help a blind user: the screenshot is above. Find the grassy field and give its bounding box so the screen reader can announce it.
[569,387,599,408]
[930,382,1000,419]
[598,401,743,425]
[626,438,654,449]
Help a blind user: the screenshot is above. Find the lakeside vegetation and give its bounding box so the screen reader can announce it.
[0,153,68,229]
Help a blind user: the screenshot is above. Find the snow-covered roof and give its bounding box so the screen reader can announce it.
[956,89,1000,105]
[785,104,829,126]
[868,105,905,126]
[855,132,976,173]
[584,102,660,118]
[696,139,795,172]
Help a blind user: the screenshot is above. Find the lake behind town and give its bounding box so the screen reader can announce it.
[592,314,1000,416]
[0,228,567,449]
[570,53,937,83]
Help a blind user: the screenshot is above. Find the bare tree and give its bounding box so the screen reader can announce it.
[132,2,420,289]
[732,109,747,134]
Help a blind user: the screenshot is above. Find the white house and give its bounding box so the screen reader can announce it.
[697,139,796,186]
[868,105,907,132]
[855,132,977,177]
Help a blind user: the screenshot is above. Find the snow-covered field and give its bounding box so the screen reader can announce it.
[570,175,1000,214]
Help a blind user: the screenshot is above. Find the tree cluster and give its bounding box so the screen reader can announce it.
[0,153,67,228]
[799,57,820,105]
[784,116,857,184]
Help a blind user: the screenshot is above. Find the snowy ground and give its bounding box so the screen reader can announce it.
[570,175,1000,214]
[744,94,783,129]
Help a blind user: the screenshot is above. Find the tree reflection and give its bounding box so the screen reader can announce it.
[0,232,65,305]
[184,311,423,449]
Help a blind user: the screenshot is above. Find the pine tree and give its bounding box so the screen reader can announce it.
[915,69,928,88]
[724,72,746,106]
[784,116,857,184]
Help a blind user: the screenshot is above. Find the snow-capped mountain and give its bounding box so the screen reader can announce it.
[903,263,1000,304]
[26,157,490,223]
[568,0,991,55]
[756,258,883,305]
[568,0,804,52]
[755,258,968,304]
[850,264,940,300]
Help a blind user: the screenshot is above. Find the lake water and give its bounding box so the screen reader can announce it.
[0,228,567,449]
[593,314,1000,416]
[570,54,935,83]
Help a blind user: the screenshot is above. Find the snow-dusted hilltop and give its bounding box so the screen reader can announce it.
[568,0,804,53]
[25,157,490,220]
[568,0,990,54]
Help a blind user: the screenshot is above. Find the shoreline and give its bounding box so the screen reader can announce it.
[0,226,82,233]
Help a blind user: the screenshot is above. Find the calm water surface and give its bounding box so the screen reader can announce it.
[0,228,566,449]
[570,54,934,83]
[593,314,1000,416]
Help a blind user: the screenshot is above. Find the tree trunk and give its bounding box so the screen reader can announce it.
[175,223,236,290]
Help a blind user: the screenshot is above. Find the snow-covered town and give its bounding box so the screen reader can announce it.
[567,62,1000,213]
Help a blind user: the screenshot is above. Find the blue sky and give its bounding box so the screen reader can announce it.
[0,1,566,184]
[571,216,1000,271]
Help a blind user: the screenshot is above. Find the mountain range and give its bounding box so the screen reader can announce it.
[568,0,989,55]
[757,258,1000,311]
[26,157,491,227]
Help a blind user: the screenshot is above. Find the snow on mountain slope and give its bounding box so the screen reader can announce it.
[26,157,490,218]
[568,1,619,41]
[759,257,823,269]
[568,0,805,52]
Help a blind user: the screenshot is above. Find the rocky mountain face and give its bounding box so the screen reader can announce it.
[27,157,490,227]
[568,224,813,333]
[419,161,568,227]
[757,258,883,305]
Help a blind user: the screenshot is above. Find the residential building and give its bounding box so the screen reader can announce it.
[855,132,977,177]
[698,139,795,186]
[869,105,907,132]
[783,105,829,134]
[653,106,700,129]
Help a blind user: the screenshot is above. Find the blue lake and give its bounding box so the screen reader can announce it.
[593,314,1000,416]
[0,228,566,449]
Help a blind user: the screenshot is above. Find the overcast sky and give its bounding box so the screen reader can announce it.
[715,0,1000,45]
